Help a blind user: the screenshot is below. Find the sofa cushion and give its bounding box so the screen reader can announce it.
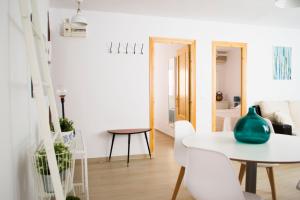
[273,111,294,127]
[259,101,290,122]
[263,118,275,133]
[289,101,300,135]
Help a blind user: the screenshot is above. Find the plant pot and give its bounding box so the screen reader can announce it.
[61,130,75,145]
[234,106,271,144]
[42,171,66,193]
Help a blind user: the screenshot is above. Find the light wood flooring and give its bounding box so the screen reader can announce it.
[78,131,300,200]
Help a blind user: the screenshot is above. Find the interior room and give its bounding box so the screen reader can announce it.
[2,0,300,200]
[215,47,242,131]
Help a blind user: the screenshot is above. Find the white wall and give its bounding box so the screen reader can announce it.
[49,8,300,158]
[154,44,184,137]
[0,0,49,199]
[217,48,241,107]
[0,0,13,199]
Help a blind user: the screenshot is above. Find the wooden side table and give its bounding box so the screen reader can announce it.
[107,128,151,166]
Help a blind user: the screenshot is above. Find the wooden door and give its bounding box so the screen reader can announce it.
[176,46,190,121]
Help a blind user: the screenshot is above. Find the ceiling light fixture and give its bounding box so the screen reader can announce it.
[71,0,88,26]
[275,0,300,8]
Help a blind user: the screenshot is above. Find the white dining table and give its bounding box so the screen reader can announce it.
[182,132,300,194]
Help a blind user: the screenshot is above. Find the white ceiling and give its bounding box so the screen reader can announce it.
[50,0,300,29]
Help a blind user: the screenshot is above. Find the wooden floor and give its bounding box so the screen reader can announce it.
[79,131,300,200]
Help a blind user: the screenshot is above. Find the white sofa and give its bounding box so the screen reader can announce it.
[259,100,300,136]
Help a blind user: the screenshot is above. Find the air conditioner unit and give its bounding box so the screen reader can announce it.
[216,50,227,64]
[62,19,87,37]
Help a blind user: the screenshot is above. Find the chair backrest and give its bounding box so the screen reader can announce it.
[185,148,246,200]
[174,120,195,167]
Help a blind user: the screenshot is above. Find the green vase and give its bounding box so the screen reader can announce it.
[234,106,271,144]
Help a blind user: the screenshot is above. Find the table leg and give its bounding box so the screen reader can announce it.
[245,162,257,193]
[144,132,152,159]
[108,134,115,161]
[127,134,131,166]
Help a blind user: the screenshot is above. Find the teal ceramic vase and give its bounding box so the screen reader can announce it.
[234,106,271,144]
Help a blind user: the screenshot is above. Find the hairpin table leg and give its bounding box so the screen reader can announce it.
[109,134,115,161]
[144,131,151,159]
[127,134,131,166]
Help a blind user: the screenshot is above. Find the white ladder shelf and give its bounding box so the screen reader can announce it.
[20,0,65,199]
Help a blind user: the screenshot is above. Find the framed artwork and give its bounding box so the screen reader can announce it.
[273,46,292,80]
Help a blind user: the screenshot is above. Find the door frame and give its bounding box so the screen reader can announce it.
[149,37,196,153]
[212,41,247,131]
[176,46,191,121]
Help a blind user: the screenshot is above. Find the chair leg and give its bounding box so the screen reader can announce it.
[266,167,277,200]
[171,166,185,200]
[239,163,246,184]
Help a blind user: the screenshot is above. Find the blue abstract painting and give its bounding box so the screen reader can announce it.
[273,46,292,80]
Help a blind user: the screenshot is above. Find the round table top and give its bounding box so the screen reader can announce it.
[183,132,300,164]
[107,128,151,134]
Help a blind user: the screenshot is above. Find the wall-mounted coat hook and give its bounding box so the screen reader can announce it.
[140,43,144,55]
[109,42,113,53]
[133,43,137,54]
[125,43,129,54]
[117,42,121,54]
[107,41,145,55]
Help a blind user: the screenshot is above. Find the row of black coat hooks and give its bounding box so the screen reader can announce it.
[107,42,144,55]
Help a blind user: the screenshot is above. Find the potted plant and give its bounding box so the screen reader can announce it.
[51,118,75,145]
[36,142,72,193]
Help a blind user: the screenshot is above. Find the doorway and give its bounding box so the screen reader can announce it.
[149,37,196,153]
[212,41,247,131]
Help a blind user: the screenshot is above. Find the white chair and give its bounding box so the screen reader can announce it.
[171,120,195,200]
[238,118,277,200]
[185,147,263,200]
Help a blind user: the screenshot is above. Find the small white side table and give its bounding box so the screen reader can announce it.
[72,131,89,200]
